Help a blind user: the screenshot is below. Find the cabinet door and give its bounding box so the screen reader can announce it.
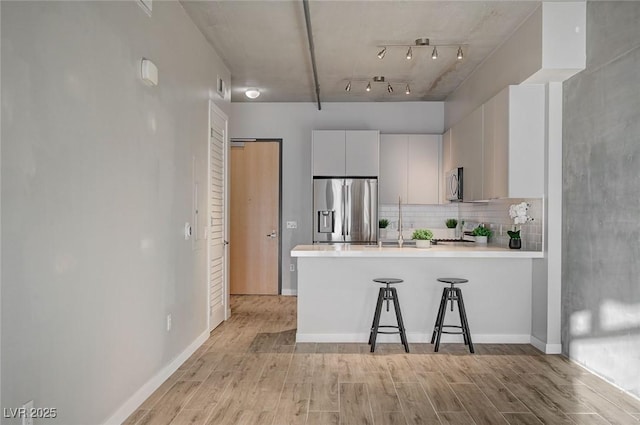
[379,135,408,204]
[313,130,345,176]
[441,129,452,203]
[483,92,509,200]
[345,130,379,176]
[454,106,484,201]
[407,135,440,204]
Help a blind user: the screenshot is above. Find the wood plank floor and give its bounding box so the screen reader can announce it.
[125,296,640,425]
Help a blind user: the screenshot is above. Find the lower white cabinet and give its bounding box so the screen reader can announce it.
[379,134,441,204]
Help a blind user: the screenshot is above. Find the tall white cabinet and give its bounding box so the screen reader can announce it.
[312,130,379,176]
[379,134,441,204]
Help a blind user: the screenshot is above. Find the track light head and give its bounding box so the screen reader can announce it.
[431,46,438,60]
[406,47,412,60]
[405,84,411,95]
[366,82,371,92]
[387,83,393,94]
[457,46,463,60]
[345,81,351,92]
[377,47,387,59]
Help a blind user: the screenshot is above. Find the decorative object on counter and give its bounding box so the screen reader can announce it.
[412,229,433,248]
[471,225,492,244]
[379,218,389,239]
[445,218,458,239]
[397,197,404,248]
[508,202,533,249]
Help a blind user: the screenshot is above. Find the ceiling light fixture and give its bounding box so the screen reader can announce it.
[245,88,260,99]
[375,38,468,62]
[342,76,410,95]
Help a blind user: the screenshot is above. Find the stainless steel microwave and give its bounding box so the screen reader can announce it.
[446,167,463,201]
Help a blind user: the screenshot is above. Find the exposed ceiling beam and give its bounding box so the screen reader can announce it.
[302,0,321,110]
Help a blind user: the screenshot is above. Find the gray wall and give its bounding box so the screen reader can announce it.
[230,102,444,294]
[1,2,229,423]
[563,1,640,397]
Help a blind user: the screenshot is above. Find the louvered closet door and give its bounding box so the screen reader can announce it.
[209,109,227,330]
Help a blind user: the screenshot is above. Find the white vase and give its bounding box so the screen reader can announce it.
[475,236,488,244]
[415,239,431,248]
[379,228,387,239]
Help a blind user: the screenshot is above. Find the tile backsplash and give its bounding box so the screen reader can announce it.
[379,198,543,251]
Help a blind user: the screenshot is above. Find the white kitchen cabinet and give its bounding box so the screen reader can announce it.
[379,135,408,204]
[407,135,440,204]
[483,85,545,199]
[441,128,452,203]
[379,134,441,204]
[345,130,379,176]
[452,106,484,202]
[312,130,379,176]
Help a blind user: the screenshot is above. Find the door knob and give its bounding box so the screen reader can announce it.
[266,230,277,238]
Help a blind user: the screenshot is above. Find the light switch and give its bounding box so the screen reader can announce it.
[286,221,297,229]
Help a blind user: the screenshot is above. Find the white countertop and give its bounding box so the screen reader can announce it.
[291,243,544,258]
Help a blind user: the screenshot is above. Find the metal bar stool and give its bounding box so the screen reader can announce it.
[431,277,474,353]
[369,278,409,353]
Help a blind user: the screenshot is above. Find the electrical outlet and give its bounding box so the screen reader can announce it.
[23,400,34,425]
[286,221,297,229]
[166,314,172,331]
[290,264,295,272]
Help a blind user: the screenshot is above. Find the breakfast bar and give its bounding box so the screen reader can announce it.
[291,243,543,347]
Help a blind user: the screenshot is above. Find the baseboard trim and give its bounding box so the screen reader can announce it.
[296,332,531,344]
[568,357,640,403]
[103,330,209,425]
[281,289,298,296]
[530,336,562,354]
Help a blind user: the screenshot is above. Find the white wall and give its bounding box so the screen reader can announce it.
[230,102,444,294]
[1,2,229,423]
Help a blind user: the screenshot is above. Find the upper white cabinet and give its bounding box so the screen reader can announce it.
[483,85,545,199]
[452,107,484,202]
[379,134,441,204]
[312,130,379,176]
[447,84,545,201]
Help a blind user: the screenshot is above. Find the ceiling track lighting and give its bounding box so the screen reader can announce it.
[342,76,411,95]
[375,38,467,61]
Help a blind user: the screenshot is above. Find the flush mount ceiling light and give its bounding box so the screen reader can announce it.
[343,76,411,95]
[245,88,260,99]
[376,38,467,61]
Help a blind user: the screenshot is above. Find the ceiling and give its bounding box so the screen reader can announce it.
[181,1,540,103]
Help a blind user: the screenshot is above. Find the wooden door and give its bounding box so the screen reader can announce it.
[208,102,228,330]
[230,141,279,294]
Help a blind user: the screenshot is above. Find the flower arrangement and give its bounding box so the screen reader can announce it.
[508,202,533,239]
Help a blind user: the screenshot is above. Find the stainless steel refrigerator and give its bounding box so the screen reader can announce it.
[313,178,378,244]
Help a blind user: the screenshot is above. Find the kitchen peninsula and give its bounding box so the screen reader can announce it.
[291,243,543,348]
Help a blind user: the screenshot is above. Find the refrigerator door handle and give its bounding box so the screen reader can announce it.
[344,183,350,236]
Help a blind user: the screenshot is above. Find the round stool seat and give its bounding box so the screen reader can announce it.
[373,278,404,285]
[437,277,468,285]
